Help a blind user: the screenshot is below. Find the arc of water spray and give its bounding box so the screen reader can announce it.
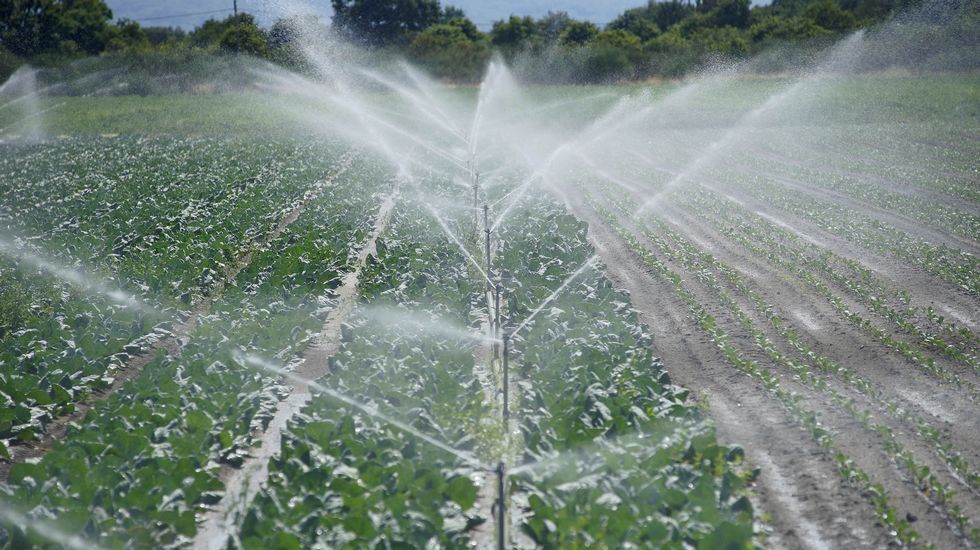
[419,201,493,286]
[467,61,507,173]
[489,140,575,233]
[507,419,689,477]
[0,101,65,135]
[234,353,491,471]
[352,108,471,173]
[488,92,651,234]
[399,62,469,142]
[499,72,732,218]
[0,237,146,311]
[511,254,599,337]
[258,68,411,178]
[0,507,100,550]
[360,305,501,344]
[358,67,467,145]
[630,32,867,220]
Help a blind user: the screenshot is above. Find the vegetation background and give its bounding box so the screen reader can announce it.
[1,0,978,86]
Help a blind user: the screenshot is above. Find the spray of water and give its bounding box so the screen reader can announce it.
[512,255,599,337]
[0,505,100,550]
[0,66,45,142]
[419,201,492,284]
[629,32,868,220]
[233,352,490,470]
[508,418,690,477]
[358,305,501,344]
[0,237,148,311]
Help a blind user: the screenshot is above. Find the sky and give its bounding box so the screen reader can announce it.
[106,1,673,32]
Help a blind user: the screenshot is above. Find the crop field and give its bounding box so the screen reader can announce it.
[0,36,979,550]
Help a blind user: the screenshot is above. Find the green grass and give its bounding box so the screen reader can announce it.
[2,73,976,139]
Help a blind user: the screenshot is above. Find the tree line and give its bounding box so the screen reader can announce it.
[1,0,976,84]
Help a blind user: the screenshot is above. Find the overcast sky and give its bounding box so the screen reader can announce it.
[107,1,690,31]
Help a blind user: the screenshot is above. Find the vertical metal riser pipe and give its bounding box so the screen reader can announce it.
[502,333,509,426]
[496,461,507,550]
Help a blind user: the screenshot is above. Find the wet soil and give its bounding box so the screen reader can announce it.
[552,172,980,548]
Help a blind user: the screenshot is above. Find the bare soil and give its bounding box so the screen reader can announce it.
[552,174,980,548]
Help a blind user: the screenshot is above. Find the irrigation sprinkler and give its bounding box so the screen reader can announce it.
[502,330,510,427]
[472,171,480,207]
[483,204,492,280]
[496,461,507,550]
[493,282,501,360]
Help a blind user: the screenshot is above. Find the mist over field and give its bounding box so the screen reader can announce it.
[1,0,979,548]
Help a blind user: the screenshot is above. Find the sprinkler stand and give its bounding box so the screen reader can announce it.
[496,461,507,550]
[493,283,501,360]
[502,331,509,426]
[484,206,491,279]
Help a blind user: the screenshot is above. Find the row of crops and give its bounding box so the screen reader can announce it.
[0,136,352,458]
[577,129,980,547]
[0,136,387,546]
[0,132,759,547]
[231,172,757,546]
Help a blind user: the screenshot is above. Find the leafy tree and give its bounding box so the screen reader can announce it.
[560,21,598,46]
[769,0,814,17]
[188,15,254,49]
[839,0,905,21]
[591,29,643,53]
[0,0,53,57]
[711,0,751,28]
[219,18,268,56]
[439,5,466,22]
[0,0,114,58]
[806,0,857,31]
[445,16,481,41]
[646,28,691,53]
[576,30,645,82]
[749,15,833,42]
[538,11,573,42]
[490,16,539,49]
[56,0,113,54]
[331,0,442,46]
[408,19,488,80]
[689,25,750,53]
[102,18,149,52]
[584,47,631,80]
[608,9,661,41]
[143,26,186,47]
[647,0,697,31]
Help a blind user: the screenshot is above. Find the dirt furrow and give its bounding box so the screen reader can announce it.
[633,201,979,546]
[0,153,357,483]
[657,199,980,441]
[551,184,894,548]
[192,184,399,550]
[763,171,979,255]
[699,180,980,330]
[600,162,980,543]
[744,140,980,213]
